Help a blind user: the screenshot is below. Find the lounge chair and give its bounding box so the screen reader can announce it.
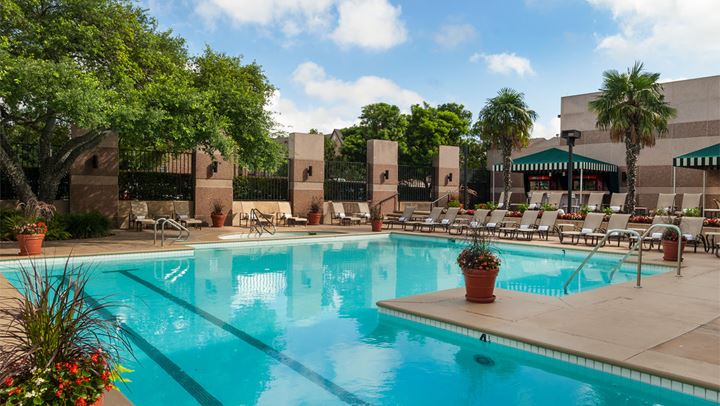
[498,210,540,240]
[607,193,627,213]
[331,202,361,225]
[240,202,255,227]
[584,214,631,246]
[353,202,371,223]
[654,193,676,214]
[130,201,159,231]
[559,213,605,245]
[405,207,444,231]
[679,217,707,253]
[530,210,559,240]
[173,201,203,229]
[527,191,545,210]
[418,207,460,232]
[278,202,307,226]
[384,206,415,229]
[677,193,702,215]
[496,191,512,209]
[546,192,563,210]
[479,209,508,236]
[449,209,489,235]
[585,192,605,212]
[632,215,668,250]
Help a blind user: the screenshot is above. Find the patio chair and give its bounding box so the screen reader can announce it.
[479,209,508,236]
[584,213,631,246]
[529,210,559,240]
[498,210,540,240]
[353,202,371,223]
[546,192,563,209]
[418,207,460,232]
[173,201,203,229]
[449,209,489,235]
[585,192,605,212]
[496,191,512,209]
[632,215,668,250]
[130,201,159,231]
[384,206,415,229]
[654,193,676,213]
[278,201,307,226]
[331,202,362,225]
[527,191,545,210]
[607,193,627,213]
[677,193,702,215]
[559,213,605,245]
[240,202,255,227]
[405,207,444,231]
[679,216,707,253]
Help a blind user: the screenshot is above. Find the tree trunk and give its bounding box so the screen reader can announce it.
[502,142,512,208]
[0,142,37,202]
[624,135,641,214]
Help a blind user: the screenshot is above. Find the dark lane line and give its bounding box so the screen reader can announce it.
[116,269,370,406]
[83,294,223,406]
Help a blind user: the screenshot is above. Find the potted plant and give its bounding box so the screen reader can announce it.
[661,228,686,261]
[457,233,501,303]
[0,260,131,405]
[210,200,226,228]
[12,199,55,256]
[370,205,383,232]
[307,197,322,225]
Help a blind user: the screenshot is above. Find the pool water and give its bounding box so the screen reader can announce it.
[218,231,341,240]
[3,234,707,405]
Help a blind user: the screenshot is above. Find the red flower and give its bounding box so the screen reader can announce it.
[101,371,110,381]
[76,398,87,406]
[91,353,100,363]
[68,363,79,375]
[56,363,63,370]
[9,387,21,396]
[56,390,64,398]
[104,384,113,391]
[2,377,12,386]
[76,378,84,385]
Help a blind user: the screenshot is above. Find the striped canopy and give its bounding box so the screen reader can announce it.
[492,148,617,173]
[672,143,720,168]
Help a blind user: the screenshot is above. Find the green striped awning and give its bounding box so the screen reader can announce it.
[672,143,720,168]
[492,148,617,172]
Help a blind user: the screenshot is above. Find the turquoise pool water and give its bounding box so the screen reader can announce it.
[2,234,709,405]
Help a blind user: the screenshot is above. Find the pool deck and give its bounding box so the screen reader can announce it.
[0,224,718,401]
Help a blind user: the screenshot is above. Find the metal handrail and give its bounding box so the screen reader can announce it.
[372,193,399,212]
[249,208,276,236]
[607,223,682,283]
[562,229,640,294]
[432,193,451,208]
[154,218,190,246]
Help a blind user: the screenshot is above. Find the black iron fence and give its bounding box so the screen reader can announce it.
[398,165,433,201]
[460,167,490,207]
[0,143,69,200]
[119,149,193,200]
[324,161,367,201]
[233,163,289,201]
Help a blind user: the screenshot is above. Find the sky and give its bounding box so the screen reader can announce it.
[141,0,720,139]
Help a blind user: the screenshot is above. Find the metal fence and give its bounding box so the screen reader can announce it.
[324,161,367,201]
[0,143,69,200]
[233,163,289,201]
[460,167,490,207]
[118,149,193,200]
[398,165,433,201]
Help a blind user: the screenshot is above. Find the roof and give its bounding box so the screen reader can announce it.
[492,148,617,172]
[673,143,720,168]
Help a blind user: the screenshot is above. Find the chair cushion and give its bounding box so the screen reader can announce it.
[398,216,406,222]
[538,225,549,231]
[424,218,433,223]
[610,206,621,212]
[519,224,530,230]
[441,219,450,225]
[486,222,496,228]
[469,221,479,228]
[581,228,593,234]
[683,233,695,241]
[651,232,663,239]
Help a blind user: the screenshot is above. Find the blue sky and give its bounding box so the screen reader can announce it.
[142,0,719,138]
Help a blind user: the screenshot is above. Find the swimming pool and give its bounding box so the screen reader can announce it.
[2,234,709,405]
[218,231,342,240]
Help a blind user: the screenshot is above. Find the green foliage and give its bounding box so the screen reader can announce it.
[45,216,71,241]
[682,207,701,217]
[485,201,499,211]
[233,176,288,201]
[62,212,112,239]
[474,88,537,152]
[603,207,614,216]
[579,204,590,215]
[540,202,557,212]
[517,203,529,213]
[447,199,461,208]
[0,209,23,240]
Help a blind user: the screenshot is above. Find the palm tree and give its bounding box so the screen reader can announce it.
[589,62,676,213]
[475,88,536,208]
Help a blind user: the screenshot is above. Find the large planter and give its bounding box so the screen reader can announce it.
[371,220,383,232]
[462,267,500,303]
[662,239,686,262]
[16,234,45,256]
[307,212,321,225]
[211,213,227,228]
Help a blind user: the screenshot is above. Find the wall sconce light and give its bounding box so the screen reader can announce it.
[211,161,219,173]
[447,172,453,182]
[383,170,389,180]
[307,165,313,177]
[90,155,99,169]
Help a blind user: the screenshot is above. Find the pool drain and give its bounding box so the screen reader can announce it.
[473,354,495,366]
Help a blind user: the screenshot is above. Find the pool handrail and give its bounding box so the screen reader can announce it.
[607,223,682,284]
[154,218,190,246]
[249,208,276,236]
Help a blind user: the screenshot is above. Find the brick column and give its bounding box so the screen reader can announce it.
[193,150,233,226]
[367,140,398,214]
[433,145,460,199]
[69,130,119,222]
[289,133,324,217]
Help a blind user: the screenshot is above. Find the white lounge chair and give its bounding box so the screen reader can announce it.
[559,213,605,245]
[278,201,307,226]
[607,193,627,213]
[498,210,540,240]
[173,201,203,229]
[385,206,416,229]
[331,202,361,225]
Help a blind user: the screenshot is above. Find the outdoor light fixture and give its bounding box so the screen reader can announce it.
[90,155,99,169]
[560,129,582,213]
[211,161,219,173]
[447,172,453,182]
[307,165,313,177]
[383,169,389,180]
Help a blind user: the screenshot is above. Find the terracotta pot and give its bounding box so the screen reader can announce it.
[662,239,686,261]
[371,220,383,232]
[307,212,321,225]
[462,267,500,303]
[16,234,45,256]
[211,213,226,228]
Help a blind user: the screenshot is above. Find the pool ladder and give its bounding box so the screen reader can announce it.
[248,208,276,236]
[154,218,190,246]
[562,224,682,294]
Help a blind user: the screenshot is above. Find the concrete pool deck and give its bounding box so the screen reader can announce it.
[0,225,717,401]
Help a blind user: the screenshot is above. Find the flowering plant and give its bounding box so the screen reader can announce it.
[630,215,653,224]
[506,211,523,218]
[457,233,500,274]
[704,218,720,227]
[558,212,585,221]
[14,221,48,235]
[661,228,686,242]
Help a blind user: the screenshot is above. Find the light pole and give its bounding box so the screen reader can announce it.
[560,130,582,213]
[462,143,469,208]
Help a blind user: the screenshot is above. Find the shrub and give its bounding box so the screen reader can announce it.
[63,212,112,239]
[682,207,701,217]
[579,205,590,216]
[447,199,461,208]
[540,202,557,212]
[517,203,529,213]
[602,207,614,215]
[0,209,24,240]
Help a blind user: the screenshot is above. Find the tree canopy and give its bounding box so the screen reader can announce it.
[0,0,282,202]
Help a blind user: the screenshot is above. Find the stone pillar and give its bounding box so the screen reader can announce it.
[288,133,324,217]
[69,130,119,222]
[193,150,233,226]
[367,140,398,214]
[433,145,460,200]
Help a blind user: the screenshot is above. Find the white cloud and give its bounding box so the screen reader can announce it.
[470,52,536,77]
[433,23,476,48]
[531,116,561,139]
[330,0,407,50]
[195,0,407,50]
[270,62,423,133]
[588,0,720,61]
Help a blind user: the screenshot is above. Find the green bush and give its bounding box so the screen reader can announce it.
[682,207,701,217]
[447,199,461,208]
[540,202,557,211]
[44,216,71,241]
[0,209,24,240]
[62,212,112,239]
[517,203,529,213]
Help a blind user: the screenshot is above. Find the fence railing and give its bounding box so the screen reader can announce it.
[233,163,289,201]
[0,143,69,200]
[398,165,433,201]
[119,149,193,200]
[460,167,489,206]
[324,161,367,202]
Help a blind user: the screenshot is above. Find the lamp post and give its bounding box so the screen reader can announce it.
[462,143,469,208]
[560,130,582,213]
